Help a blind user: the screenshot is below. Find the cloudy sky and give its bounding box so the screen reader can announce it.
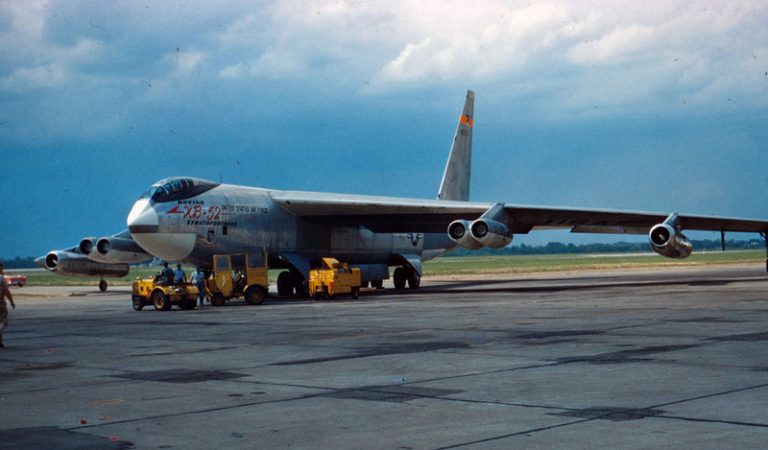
[1,0,767,258]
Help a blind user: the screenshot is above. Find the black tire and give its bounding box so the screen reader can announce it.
[293,273,308,298]
[99,280,108,292]
[371,280,383,289]
[245,286,265,305]
[152,291,170,311]
[277,272,294,297]
[180,298,196,310]
[132,297,145,311]
[393,267,406,290]
[212,294,225,307]
[351,287,360,299]
[407,270,421,289]
[18,282,24,288]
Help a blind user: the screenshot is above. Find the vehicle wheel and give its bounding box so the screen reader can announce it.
[245,286,265,305]
[351,287,360,299]
[371,280,383,289]
[99,280,108,292]
[212,294,225,307]
[152,291,170,311]
[277,272,294,297]
[407,270,420,289]
[132,297,145,311]
[393,267,406,289]
[18,282,24,288]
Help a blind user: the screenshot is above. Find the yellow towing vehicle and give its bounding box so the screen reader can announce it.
[132,276,199,311]
[207,251,269,306]
[308,258,361,300]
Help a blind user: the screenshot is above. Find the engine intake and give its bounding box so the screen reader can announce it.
[469,219,513,249]
[79,238,96,255]
[448,220,482,249]
[649,223,692,259]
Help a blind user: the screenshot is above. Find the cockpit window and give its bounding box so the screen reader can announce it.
[141,177,219,203]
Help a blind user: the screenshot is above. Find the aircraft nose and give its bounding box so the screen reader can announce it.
[127,198,196,261]
[127,199,159,233]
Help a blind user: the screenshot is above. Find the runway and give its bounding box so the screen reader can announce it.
[3,265,768,449]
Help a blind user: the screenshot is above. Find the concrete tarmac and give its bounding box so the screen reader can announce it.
[2,265,768,449]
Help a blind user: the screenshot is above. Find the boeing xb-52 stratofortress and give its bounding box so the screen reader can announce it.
[37,91,768,292]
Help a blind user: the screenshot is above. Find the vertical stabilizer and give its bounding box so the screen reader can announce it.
[437,90,474,201]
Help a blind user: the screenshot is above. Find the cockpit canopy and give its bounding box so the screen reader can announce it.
[140,177,219,203]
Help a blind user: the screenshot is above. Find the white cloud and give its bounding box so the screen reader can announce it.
[567,25,657,65]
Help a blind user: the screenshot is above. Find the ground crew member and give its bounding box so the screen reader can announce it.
[0,262,16,348]
[191,267,207,307]
[160,261,175,285]
[174,264,186,284]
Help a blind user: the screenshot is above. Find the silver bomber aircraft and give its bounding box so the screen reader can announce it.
[39,90,768,293]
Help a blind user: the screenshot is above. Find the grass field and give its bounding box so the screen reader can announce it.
[9,250,766,287]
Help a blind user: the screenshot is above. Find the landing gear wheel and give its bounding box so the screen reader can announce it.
[351,287,360,299]
[277,272,294,297]
[99,280,108,292]
[407,270,420,289]
[152,291,171,311]
[245,286,265,305]
[212,294,225,307]
[393,267,406,290]
[132,297,145,311]
[371,280,383,289]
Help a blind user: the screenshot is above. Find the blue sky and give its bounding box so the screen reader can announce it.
[1,1,767,258]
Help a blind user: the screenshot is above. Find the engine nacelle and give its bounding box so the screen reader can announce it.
[448,220,482,249]
[649,223,692,259]
[469,219,513,249]
[91,237,152,264]
[79,237,97,255]
[40,250,130,277]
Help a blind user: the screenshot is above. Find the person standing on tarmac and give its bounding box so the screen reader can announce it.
[174,264,186,284]
[0,262,16,348]
[160,261,175,285]
[191,267,207,307]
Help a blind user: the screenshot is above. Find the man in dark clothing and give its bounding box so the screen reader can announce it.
[160,262,175,285]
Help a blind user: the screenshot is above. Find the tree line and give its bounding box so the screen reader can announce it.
[2,239,764,268]
[445,238,765,257]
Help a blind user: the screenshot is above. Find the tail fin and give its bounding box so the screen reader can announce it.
[437,90,474,201]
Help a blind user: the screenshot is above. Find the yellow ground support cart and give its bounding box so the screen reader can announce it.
[308,258,361,300]
[132,277,199,311]
[207,251,269,306]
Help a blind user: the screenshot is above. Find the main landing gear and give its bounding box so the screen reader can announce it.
[277,271,308,297]
[393,266,420,290]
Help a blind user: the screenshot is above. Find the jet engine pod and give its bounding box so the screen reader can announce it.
[469,219,513,249]
[79,237,97,255]
[94,237,152,264]
[649,223,692,259]
[45,251,61,269]
[448,220,482,249]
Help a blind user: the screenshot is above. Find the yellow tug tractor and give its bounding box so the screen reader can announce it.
[206,251,269,306]
[309,258,361,300]
[132,277,199,311]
